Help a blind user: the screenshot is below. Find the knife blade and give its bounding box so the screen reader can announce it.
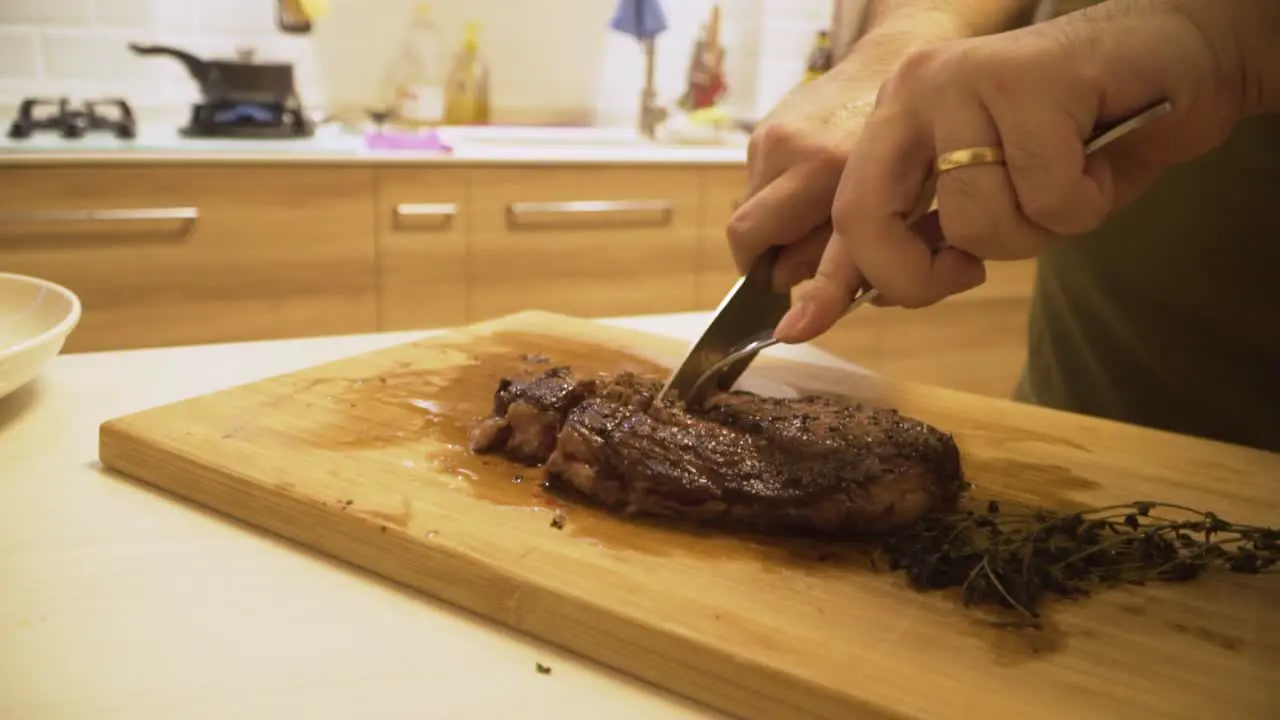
[659,246,790,403]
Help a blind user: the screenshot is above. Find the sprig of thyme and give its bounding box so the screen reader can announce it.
[876,501,1278,627]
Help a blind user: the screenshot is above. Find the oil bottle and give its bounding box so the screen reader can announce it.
[443,22,491,125]
[803,30,833,83]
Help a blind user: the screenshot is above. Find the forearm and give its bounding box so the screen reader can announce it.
[828,0,1039,90]
[864,0,1040,40]
[1167,0,1280,115]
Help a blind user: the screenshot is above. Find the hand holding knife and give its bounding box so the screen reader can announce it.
[774,99,1174,342]
[663,99,1174,407]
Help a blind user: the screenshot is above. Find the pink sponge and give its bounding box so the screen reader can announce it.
[364,129,453,152]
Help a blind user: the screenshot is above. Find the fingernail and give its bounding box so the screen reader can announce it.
[774,299,812,343]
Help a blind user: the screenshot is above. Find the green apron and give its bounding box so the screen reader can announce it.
[1013,111,1280,453]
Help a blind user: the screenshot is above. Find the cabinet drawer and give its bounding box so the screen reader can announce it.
[849,294,1033,398]
[374,168,469,330]
[0,165,377,352]
[696,167,746,307]
[468,167,699,320]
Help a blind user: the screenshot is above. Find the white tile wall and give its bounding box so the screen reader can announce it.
[0,0,833,127]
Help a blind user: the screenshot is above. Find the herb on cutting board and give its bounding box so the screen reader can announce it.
[877,500,1278,627]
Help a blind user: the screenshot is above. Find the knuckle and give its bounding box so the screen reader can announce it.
[1011,180,1088,235]
[724,212,753,256]
[724,213,745,246]
[752,121,798,155]
[751,121,853,181]
[894,46,944,84]
[828,207,860,250]
[812,141,850,177]
[1014,176,1106,236]
[894,43,972,94]
[1003,145,1057,206]
[1017,189,1073,231]
[937,174,1040,260]
[745,131,766,162]
[747,123,792,169]
[876,49,938,109]
[790,126,855,175]
[725,218,779,275]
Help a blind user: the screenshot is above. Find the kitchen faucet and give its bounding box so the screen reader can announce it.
[638,38,667,138]
[610,0,669,138]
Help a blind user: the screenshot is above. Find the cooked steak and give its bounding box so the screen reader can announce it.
[469,366,965,537]
[468,366,592,465]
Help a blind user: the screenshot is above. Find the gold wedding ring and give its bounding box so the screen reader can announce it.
[934,145,1006,174]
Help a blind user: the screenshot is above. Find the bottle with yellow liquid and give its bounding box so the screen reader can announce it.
[444,22,491,125]
[803,30,833,83]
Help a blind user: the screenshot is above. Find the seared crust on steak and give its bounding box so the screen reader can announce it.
[467,367,651,465]
[469,367,965,536]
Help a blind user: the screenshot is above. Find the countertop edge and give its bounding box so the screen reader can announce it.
[0,150,749,167]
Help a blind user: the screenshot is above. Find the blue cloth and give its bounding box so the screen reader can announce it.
[609,0,667,41]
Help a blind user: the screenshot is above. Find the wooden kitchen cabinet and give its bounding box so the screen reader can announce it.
[819,260,1039,398]
[374,168,469,331]
[696,166,746,307]
[0,165,378,352]
[0,157,1037,395]
[466,166,700,320]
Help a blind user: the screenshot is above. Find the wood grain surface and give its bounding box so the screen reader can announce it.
[98,311,1280,720]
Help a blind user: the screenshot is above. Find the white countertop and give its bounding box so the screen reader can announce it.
[0,312,858,720]
[0,122,750,166]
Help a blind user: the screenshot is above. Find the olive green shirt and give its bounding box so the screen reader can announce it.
[1015,112,1280,453]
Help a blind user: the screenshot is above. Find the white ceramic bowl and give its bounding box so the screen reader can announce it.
[0,272,82,400]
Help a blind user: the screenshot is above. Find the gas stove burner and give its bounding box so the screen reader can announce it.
[180,97,314,139]
[7,97,137,140]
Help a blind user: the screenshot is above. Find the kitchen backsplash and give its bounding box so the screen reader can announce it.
[0,0,838,127]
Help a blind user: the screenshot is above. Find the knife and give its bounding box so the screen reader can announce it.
[658,244,791,404]
[660,99,1175,406]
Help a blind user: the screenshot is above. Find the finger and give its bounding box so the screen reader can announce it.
[867,210,980,308]
[773,228,865,344]
[933,98,1056,260]
[833,105,984,309]
[739,118,808,213]
[984,92,1114,235]
[770,222,831,292]
[726,162,841,273]
[742,130,777,200]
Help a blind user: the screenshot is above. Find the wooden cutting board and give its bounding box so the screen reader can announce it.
[98,310,1280,720]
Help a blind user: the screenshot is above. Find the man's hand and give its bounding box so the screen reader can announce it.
[726,70,878,294]
[774,0,1255,344]
[725,0,1039,301]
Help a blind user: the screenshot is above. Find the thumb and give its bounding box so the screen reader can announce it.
[773,229,864,344]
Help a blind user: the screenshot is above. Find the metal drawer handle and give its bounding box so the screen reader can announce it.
[393,202,458,229]
[0,207,200,223]
[505,200,673,229]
